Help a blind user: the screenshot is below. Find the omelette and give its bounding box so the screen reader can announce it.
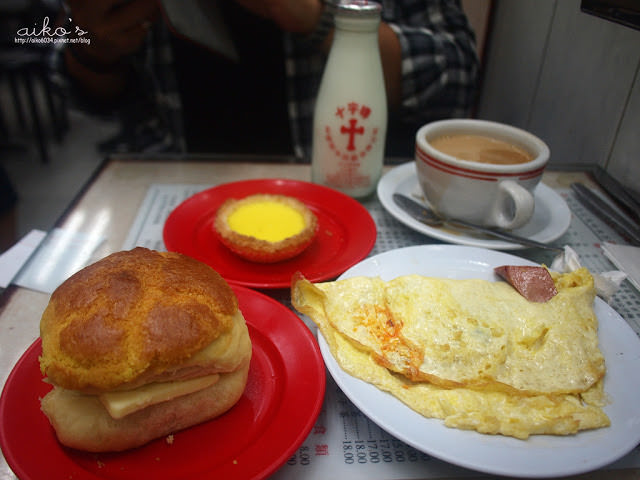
[292,267,610,439]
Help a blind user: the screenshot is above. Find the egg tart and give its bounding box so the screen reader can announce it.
[214,194,318,263]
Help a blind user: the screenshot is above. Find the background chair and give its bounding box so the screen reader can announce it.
[0,0,69,164]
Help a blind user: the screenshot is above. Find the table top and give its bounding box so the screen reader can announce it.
[1,156,638,480]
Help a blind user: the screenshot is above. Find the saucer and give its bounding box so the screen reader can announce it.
[377,162,571,250]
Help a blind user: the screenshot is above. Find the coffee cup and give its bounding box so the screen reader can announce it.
[415,119,550,229]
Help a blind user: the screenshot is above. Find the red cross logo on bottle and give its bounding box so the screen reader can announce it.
[323,101,380,161]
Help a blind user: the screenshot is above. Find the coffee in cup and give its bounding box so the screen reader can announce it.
[429,134,534,165]
[415,119,550,230]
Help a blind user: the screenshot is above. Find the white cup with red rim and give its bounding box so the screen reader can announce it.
[415,119,550,230]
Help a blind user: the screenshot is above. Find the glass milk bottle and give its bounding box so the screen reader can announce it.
[311,1,387,198]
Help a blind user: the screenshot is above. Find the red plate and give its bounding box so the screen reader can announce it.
[0,286,325,480]
[163,179,377,288]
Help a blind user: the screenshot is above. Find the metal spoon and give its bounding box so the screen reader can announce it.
[393,193,563,252]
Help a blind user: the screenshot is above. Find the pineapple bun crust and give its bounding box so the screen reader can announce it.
[39,248,238,393]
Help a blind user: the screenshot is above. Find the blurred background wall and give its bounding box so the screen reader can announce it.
[474,0,640,193]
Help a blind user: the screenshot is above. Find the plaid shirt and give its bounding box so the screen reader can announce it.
[56,0,478,160]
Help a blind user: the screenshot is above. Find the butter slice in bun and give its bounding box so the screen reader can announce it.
[39,247,252,452]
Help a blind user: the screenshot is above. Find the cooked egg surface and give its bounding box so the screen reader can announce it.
[292,268,610,439]
[228,201,305,242]
[299,269,603,395]
[331,329,609,439]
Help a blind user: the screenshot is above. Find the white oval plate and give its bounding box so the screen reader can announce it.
[317,245,640,478]
[377,162,571,250]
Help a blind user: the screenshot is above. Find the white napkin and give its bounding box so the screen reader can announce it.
[0,229,46,288]
[12,228,106,294]
[0,228,106,294]
[550,245,627,302]
[602,242,640,293]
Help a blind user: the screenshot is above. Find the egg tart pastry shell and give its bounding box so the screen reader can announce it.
[214,194,318,263]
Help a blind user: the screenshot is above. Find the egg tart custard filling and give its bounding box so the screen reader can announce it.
[214,194,318,263]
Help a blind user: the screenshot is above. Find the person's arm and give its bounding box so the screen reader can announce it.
[377,22,403,109]
[233,0,404,108]
[63,47,129,100]
[387,0,479,120]
[63,0,159,100]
